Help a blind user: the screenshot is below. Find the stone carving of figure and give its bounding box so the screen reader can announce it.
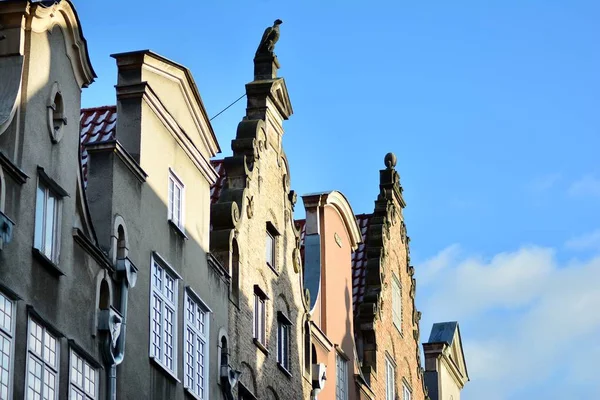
[256,19,283,56]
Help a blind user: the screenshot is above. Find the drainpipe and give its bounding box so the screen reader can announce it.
[101,258,137,400]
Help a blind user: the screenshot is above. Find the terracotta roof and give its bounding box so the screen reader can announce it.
[80,106,117,185]
[294,214,372,314]
[210,159,226,204]
[351,214,372,310]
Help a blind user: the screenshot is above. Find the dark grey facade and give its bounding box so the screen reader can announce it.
[0,1,228,400]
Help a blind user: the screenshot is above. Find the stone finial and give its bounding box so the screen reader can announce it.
[384,152,397,169]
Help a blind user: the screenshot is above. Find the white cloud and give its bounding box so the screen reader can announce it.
[565,229,600,251]
[417,242,600,400]
[528,173,562,193]
[568,175,600,198]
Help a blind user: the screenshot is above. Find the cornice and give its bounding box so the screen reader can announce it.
[26,0,96,87]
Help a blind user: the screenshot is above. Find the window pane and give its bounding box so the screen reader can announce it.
[34,185,45,250]
[0,334,11,400]
[265,233,274,266]
[0,294,13,334]
[43,195,55,258]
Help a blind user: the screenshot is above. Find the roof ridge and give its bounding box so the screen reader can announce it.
[81,105,116,112]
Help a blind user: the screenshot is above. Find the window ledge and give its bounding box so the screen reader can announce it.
[277,363,292,379]
[253,338,269,356]
[150,357,180,383]
[184,387,205,400]
[266,263,279,276]
[32,248,64,276]
[168,220,188,240]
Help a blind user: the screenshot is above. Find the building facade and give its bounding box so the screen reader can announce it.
[0,2,468,399]
[209,45,309,400]
[354,154,429,400]
[0,1,103,399]
[423,322,469,400]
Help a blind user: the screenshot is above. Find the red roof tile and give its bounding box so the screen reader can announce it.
[210,159,225,204]
[80,106,117,185]
[295,213,372,314]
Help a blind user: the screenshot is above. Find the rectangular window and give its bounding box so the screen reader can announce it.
[392,275,402,332]
[335,352,348,400]
[277,312,291,371]
[27,318,59,400]
[69,350,97,400]
[265,231,275,269]
[184,292,210,399]
[34,180,61,262]
[385,357,395,400]
[168,170,184,229]
[253,289,266,345]
[0,292,14,400]
[150,257,178,374]
[403,383,411,400]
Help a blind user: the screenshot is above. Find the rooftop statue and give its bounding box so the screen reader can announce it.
[256,19,283,56]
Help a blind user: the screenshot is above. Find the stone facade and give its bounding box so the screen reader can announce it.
[209,52,308,400]
[355,154,429,400]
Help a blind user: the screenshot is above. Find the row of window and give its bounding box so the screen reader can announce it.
[0,291,97,400]
[252,287,292,373]
[32,169,186,266]
[150,255,210,399]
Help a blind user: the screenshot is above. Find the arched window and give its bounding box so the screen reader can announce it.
[304,321,311,373]
[231,239,240,305]
[117,225,127,260]
[99,279,110,310]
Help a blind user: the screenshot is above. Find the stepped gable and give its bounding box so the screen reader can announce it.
[79,106,117,185]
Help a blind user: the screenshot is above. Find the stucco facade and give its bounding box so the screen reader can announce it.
[300,191,373,400]
[83,50,228,400]
[0,1,104,399]
[423,322,469,400]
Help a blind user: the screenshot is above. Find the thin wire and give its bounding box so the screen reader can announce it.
[210,94,246,121]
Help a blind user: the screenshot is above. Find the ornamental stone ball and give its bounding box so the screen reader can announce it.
[256,19,283,56]
[384,152,397,169]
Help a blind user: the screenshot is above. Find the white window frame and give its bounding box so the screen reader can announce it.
[277,312,291,371]
[69,350,98,400]
[34,178,62,262]
[0,291,15,400]
[335,352,348,400]
[253,289,267,345]
[385,356,396,400]
[392,274,402,333]
[184,289,211,400]
[149,254,179,375]
[26,318,60,400]
[403,383,412,400]
[168,169,185,230]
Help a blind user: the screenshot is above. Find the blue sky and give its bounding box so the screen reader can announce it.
[76,1,600,398]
